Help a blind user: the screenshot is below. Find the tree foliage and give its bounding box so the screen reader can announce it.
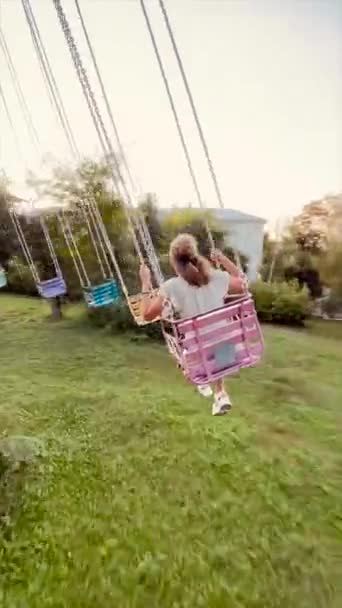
[318,241,342,297]
[291,196,342,254]
[262,195,342,298]
[3,156,340,310]
[161,208,226,255]
[0,178,17,268]
[2,160,246,297]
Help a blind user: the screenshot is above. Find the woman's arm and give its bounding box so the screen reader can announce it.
[211,250,246,294]
[139,264,164,322]
[229,275,245,294]
[211,250,241,277]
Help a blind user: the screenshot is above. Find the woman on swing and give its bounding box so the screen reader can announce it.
[139,233,245,415]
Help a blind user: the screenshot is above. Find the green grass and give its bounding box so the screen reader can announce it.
[307,318,342,340]
[0,294,342,608]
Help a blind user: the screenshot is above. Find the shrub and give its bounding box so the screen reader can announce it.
[251,280,311,326]
[6,257,37,296]
[87,302,163,340]
[250,280,274,322]
[321,292,342,318]
[272,282,311,325]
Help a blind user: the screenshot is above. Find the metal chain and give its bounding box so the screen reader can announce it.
[40,215,63,276]
[23,0,80,160]
[140,0,215,252]
[2,3,75,288]
[73,0,163,285]
[0,27,40,153]
[156,0,242,271]
[73,0,135,196]
[53,0,163,285]
[0,82,24,165]
[158,0,224,210]
[52,1,140,249]
[84,199,113,279]
[23,0,120,284]
[9,209,41,283]
[0,80,55,286]
[58,211,90,286]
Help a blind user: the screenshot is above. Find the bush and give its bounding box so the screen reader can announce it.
[6,257,37,296]
[251,280,311,326]
[250,280,275,322]
[87,302,163,340]
[321,292,342,318]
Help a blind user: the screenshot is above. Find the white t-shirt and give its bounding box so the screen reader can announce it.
[161,269,230,319]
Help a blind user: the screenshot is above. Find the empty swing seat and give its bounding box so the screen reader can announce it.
[37,275,67,299]
[163,295,264,385]
[128,290,159,325]
[0,270,7,289]
[83,280,121,308]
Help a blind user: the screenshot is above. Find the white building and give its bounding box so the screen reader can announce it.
[161,208,266,282]
[213,208,266,281]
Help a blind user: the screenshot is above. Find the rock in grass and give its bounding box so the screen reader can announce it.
[0,435,45,469]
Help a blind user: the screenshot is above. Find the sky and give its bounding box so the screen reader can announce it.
[0,0,341,226]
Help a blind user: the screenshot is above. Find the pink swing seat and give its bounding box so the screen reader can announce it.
[163,295,264,385]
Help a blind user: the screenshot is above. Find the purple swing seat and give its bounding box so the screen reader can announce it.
[163,295,264,385]
[37,276,67,299]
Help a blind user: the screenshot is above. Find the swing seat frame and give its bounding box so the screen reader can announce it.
[0,270,7,289]
[37,275,67,299]
[128,290,159,325]
[162,295,264,385]
[83,279,121,308]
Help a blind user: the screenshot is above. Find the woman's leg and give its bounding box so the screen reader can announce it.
[211,379,232,415]
[197,384,213,397]
[213,378,225,395]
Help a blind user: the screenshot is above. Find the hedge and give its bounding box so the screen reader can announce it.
[251,280,311,326]
[88,303,163,340]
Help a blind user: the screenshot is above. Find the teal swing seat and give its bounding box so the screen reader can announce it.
[83,279,121,308]
[0,270,7,289]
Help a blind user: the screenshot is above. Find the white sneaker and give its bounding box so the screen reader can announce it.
[197,384,213,398]
[212,391,232,416]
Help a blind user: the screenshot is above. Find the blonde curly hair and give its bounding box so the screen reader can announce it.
[169,234,212,287]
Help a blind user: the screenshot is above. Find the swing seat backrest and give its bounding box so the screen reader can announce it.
[128,289,159,325]
[174,296,264,385]
[84,280,120,308]
[37,276,67,299]
[0,270,7,289]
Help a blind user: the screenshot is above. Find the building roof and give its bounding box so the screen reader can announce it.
[160,207,266,224]
[11,194,65,217]
[211,208,266,224]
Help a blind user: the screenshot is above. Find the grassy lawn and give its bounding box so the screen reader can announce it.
[0,294,341,607]
[306,318,342,341]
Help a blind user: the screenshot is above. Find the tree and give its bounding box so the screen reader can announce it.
[261,229,298,282]
[283,195,342,296]
[260,224,323,296]
[318,240,342,296]
[260,232,278,281]
[28,159,142,296]
[161,208,226,255]
[159,207,248,275]
[291,195,342,254]
[138,193,164,252]
[0,177,18,268]
[284,251,322,298]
